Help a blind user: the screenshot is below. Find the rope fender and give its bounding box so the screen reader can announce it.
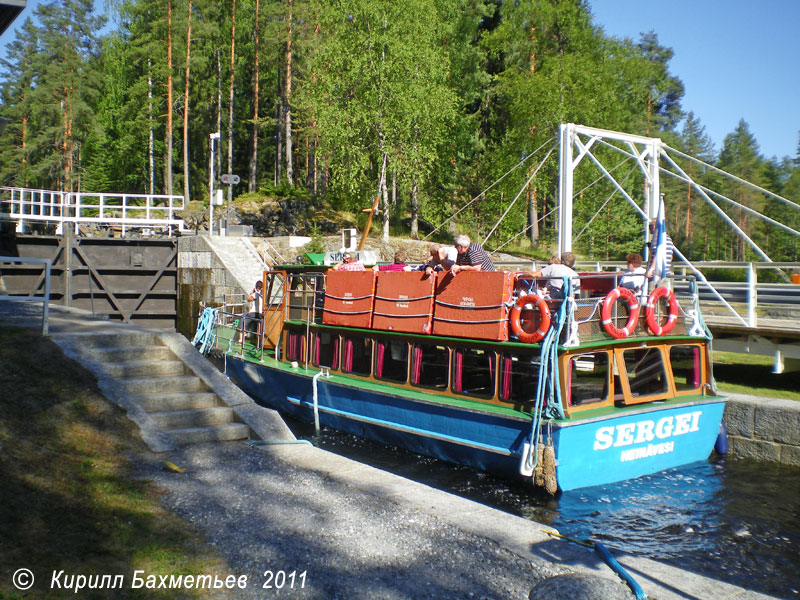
[601,287,639,339]
[508,293,551,343]
[645,287,679,335]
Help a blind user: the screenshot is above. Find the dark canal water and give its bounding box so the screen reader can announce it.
[286,417,800,599]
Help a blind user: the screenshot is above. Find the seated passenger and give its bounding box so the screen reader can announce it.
[373,252,408,272]
[333,252,365,272]
[619,253,646,294]
[527,251,580,298]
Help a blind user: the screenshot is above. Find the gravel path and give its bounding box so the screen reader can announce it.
[136,442,576,600]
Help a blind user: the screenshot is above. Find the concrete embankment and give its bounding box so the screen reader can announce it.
[724,394,800,465]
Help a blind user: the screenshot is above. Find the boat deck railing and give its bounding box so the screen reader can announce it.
[570,272,702,342]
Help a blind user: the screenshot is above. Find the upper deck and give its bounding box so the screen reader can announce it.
[271,268,708,348]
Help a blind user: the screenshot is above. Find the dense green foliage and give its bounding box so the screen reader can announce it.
[1,0,798,260]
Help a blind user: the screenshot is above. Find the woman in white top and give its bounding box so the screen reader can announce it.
[619,253,646,294]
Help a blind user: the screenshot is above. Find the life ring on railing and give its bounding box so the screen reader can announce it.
[645,287,679,335]
[600,287,640,339]
[509,293,551,343]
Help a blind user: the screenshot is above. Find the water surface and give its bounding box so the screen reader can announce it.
[288,419,800,599]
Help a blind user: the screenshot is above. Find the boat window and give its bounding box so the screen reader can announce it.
[285,329,307,363]
[313,331,339,369]
[622,347,668,398]
[452,347,496,398]
[567,352,610,405]
[499,354,541,404]
[410,343,449,390]
[670,345,702,391]
[341,335,372,376]
[375,340,409,383]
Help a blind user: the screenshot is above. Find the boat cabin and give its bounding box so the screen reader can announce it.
[224,267,714,420]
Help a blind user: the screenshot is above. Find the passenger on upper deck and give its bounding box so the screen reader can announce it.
[373,252,408,272]
[418,243,458,275]
[620,253,646,294]
[332,252,366,272]
[527,251,580,298]
[451,234,496,273]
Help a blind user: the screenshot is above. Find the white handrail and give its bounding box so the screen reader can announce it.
[0,187,186,236]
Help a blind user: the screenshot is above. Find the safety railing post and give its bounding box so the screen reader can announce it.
[747,262,756,327]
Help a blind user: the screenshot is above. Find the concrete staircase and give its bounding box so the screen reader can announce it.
[206,236,270,294]
[76,331,250,445]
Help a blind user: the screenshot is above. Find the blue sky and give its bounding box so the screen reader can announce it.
[589,0,800,161]
[3,0,798,160]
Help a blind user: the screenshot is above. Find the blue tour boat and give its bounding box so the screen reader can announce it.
[198,264,724,493]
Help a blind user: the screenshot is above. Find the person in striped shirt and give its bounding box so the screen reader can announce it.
[451,234,496,273]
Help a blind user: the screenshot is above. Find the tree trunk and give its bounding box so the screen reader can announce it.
[148,60,155,195]
[216,50,222,181]
[410,172,419,239]
[227,0,237,218]
[248,0,260,193]
[182,1,192,203]
[284,0,294,186]
[275,97,282,185]
[528,187,539,247]
[21,114,28,187]
[165,0,174,196]
[312,134,318,194]
[381,164,390,242]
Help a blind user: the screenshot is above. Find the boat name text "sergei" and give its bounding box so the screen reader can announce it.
[593,411,701,450]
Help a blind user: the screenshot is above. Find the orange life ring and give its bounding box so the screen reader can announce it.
[509,294,551,343]
[645,287,679,335]
[601,287,640,339]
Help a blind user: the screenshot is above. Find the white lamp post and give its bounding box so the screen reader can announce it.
[209,132,220,235]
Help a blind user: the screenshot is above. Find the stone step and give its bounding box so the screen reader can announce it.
[135,392,220,412]
[120,375,207,396]
[103,360,186,379]
[149,406,235,429]
[166,423,251,445]
[85,345,176,363]
[70,332,160,348]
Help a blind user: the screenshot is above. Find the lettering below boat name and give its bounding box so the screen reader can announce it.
[593,411,702,461]
[396,294,409,309]
[620,441,675,462]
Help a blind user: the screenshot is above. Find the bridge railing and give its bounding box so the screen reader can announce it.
[0,186,185,236]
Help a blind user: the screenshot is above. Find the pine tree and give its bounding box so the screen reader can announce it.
[24,0,105,190]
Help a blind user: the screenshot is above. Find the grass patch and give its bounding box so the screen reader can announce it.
[0,327,227,598]
[713,350,800,401]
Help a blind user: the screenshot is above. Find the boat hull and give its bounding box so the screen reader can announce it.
[225,355,725,492]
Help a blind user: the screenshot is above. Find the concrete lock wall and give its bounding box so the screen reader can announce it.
[177,236,247,338]
[724,396,800,466]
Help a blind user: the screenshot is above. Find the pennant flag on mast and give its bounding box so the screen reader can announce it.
[653,196,670,281]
